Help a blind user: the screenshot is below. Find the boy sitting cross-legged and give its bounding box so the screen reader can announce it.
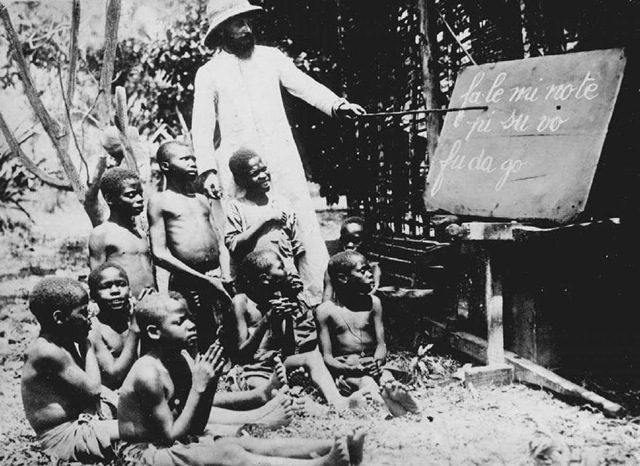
[89,167,157,300]
[148,141,231,353]
[316,250,420,417]
[226,249,369,412]
[87,262,141,390]
[117,291,366,466]
[22,277,119,463]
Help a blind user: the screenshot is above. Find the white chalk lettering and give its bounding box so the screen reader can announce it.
[485,72,506,103]
[509,85,539,102]
[495,159,528,191]
[500,109,530,132]
[574,71,599,100]
[430,140,465,196]
[468,148,496,173]
[536,114,570,132]
[465,116,493,141]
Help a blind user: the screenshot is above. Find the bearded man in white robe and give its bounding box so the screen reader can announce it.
[191,0,365,304]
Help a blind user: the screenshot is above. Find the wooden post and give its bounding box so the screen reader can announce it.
[417,0,444,160]
[483,248,505,364]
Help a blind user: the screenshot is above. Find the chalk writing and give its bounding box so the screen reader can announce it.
[425,48,626,222]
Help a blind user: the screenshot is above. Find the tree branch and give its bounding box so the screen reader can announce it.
[0,2,85,196]
[114,86,139,173]
[0,110,73,191]
[96,0,122,124]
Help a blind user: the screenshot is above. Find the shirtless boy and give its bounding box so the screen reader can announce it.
[117,292,366,466]
[323,216,381,302]
[87,262,141,390]
[227,249,368,411]
[148,141,230,352]
[316,250,420,417]
[225,149,305,288]
[89,167,156,300]
[22,277,119,463]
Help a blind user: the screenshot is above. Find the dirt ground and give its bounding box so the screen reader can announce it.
[1,192,640,465]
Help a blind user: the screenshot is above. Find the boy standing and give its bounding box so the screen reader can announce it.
[117,291,365,466]
[227,249,368,411]
[225,149,307,296]
[316,251,420,417]
[88,262,141,389]
[22,277,119,463]
[148,141,231,353]
[89,167,156,300]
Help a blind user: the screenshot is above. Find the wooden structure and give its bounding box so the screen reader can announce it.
[331,0,639,413]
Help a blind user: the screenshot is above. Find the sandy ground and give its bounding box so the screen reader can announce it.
[1,195,640,465]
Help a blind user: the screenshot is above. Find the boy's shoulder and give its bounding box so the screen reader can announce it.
[25,336,73,372]
[315,300,342,320]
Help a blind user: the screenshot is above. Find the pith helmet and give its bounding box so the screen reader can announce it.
[202,0,263,48]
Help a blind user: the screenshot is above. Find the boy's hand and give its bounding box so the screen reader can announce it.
[128,311,141,334]
[362,359,382,378]
[268,297,299,319]
[264,209,286,226]
[192,342,224,393]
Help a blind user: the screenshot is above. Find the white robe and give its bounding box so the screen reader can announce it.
[192,45,342,304]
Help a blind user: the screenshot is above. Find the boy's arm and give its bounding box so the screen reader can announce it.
[138,345,223,442]
[88,228,107,271]
[371,295,388,364]
[315,304,366,377]
[371,262,382,293]
[225,201,284,257]
[322,268,334,302]
[90,317,140,389]
[227,296,273,364]
[148,195,230,299]
[35,338,102,403]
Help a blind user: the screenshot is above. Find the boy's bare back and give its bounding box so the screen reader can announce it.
[148,190,220,271]
[22,337,101,434]
[89,221,155,299]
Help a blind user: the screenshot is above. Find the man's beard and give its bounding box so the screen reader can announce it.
[225,33,255,58]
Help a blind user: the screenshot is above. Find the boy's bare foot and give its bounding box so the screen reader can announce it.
[261,357,289,402]
[385,381,420,414]
[380,385,408,417]
[347,428,367,465]
[298,396,330,417]
[321,436,350,466]
[252,388,294,429]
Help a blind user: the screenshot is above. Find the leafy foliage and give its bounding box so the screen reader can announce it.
[0,148,36,232]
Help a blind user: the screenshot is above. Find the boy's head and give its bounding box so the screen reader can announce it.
[100,167,143,216]
[339,217,366,251]
[328,250,373,295]
[156,141,198,182]
[29,277,91,340]
[229,149,270,193]
[88,262,131,315]
[135,291,196,350]
[194,168,222,200]
[238,249,286,299]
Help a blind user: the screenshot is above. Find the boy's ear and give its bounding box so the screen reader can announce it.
[258,272,271,286]
[337,272,349,285]
[159,160,170,172]
[146,324,161,341]
[52,310,65,325]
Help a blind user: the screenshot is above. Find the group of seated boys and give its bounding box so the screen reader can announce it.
[21,141,419,465]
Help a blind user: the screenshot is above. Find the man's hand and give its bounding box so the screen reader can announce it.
[334,101,366,119]
[192,342,225,393]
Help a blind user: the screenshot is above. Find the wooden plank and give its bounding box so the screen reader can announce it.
[424,318,625,417]
[483,251,505,364]
[424,48,627,223]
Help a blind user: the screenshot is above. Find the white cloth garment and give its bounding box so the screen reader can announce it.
[192,45,343,304]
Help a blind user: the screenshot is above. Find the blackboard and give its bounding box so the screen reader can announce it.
[424,48,627,223]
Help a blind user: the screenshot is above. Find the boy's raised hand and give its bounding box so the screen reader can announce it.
[192,341,225,393]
